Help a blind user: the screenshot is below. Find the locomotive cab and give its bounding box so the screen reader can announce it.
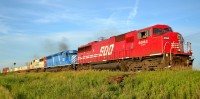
[152,25,192,54]
[151,24,193,68]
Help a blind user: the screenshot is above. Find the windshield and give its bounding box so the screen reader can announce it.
[164,28,170,33]
[153,28,162,35]
[153,28,172,35]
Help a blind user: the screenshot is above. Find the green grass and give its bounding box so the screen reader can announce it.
[0,70,200,99]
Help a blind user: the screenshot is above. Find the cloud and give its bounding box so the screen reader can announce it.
[19,0,65,8]
[33,10,84,24]
[29,1,138,26]
[128,0,139,19]
[0,20,11,44]
[0,24,9,35]
[0,19,10,35]
[92,17,118,27]
[0,32,30,43]
[126,0,140,29]
[1,0,140,30]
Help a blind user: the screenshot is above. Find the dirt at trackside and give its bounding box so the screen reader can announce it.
[107,74,135,84]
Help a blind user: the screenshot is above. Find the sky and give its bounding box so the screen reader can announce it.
[0,0,200,70]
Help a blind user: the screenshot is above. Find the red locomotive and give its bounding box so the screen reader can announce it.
[78,24,193,71]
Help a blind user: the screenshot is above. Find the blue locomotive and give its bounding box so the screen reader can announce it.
[46,50,78,67]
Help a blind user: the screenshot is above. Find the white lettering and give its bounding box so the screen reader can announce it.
[108,44,114,55]
[138,40,148,46]
[100,44,115,56]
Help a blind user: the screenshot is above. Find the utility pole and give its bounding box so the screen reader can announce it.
[13,62,16,71]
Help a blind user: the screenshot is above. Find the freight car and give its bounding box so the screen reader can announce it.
[12,66,29,72]
[77,24,193,71]
[29,57,46,69]
[2,67,9,73]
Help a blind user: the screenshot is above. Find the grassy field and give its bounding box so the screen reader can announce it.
[0,70,200,99]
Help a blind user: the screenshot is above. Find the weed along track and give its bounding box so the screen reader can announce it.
[0,70,199,98]
[0,86,13,99]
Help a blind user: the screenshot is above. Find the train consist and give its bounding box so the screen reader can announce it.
[1,24,193,73]
[2,50,78,72]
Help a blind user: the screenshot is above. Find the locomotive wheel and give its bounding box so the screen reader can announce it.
[127,61,143,72]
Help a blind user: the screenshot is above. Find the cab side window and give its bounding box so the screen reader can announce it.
[138,30,150,39]
[66,53,68,57]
